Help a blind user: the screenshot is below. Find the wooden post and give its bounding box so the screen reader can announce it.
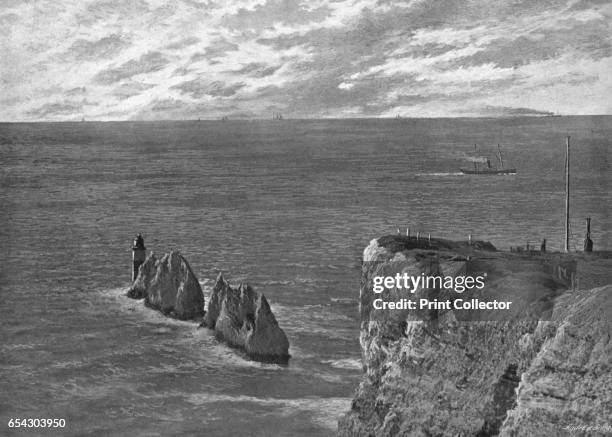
[565,136,570,252]
[584,217,593,252]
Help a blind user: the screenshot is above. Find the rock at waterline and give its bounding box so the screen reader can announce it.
[127,251,204,320]
[202,273,290,364]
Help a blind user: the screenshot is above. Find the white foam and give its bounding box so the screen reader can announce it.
[321,358,362,370]
[97,286,196,328]
[185,393,352,430]
[415,172,465,176]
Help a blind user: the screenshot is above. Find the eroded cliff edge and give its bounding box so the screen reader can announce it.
[338,235,611,437]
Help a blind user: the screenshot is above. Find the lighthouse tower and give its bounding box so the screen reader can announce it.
[132,234,146,281]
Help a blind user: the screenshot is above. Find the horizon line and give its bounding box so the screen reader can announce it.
[1,114,612,123]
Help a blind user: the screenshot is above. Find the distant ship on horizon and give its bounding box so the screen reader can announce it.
[460,144,517,175]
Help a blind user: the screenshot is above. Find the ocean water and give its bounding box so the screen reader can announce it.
[1,117,610,436]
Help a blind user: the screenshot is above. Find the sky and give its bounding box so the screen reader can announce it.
[0,0,611,121]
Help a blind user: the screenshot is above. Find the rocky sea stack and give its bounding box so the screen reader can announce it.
[202,273,290,364]
[127,251,205,320]
[338,235,612,437]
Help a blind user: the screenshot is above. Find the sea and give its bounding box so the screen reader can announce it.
[1,116,611,436]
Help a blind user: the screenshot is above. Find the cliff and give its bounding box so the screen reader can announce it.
[501,284,612,436]
[202,273,290,364]
[127,251,205,320]
[338,236,612,437]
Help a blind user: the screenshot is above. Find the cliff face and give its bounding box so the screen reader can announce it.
[202,273,290,364]
[338,236,611,437]
[127,251,205,320]
[501,284,612,436]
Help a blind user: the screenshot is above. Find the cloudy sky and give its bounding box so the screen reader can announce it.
[1,0,611,121]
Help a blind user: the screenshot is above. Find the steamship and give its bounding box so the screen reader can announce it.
[460,144,516,175]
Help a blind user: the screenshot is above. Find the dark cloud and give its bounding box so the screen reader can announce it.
[410,42,465,59]
[255,85,282,96]
[189,53,209,63]
[231,62,281,77]
[179,0,217,11]
[165,37,200,50]
[65,87,87,96]
[132,97,261,120]
[374,0,569,29]
[172,79,246,97]
[26,100,97,118]
[556,73,599,87]
[256,10,407,86]
[386,80,520,109]
[455,24,612,70]
[260,71,373,117]
[253,19,398,115]
[94,51,169,85]
[523,72,599,90]
[253,0,611,117]
[479,106,554,116]
[0,12,18,25]
[221,0,331,30]
[189,39,239,64]
[64,34,130,61]
[112,81,155,99]
[0,12,18,38]
[0,95,21,106]
[149,98,186,112]
[568,0,612,10]
[150,3,178,21]
[78,0,150,25]
[258,0,606,81]
[172,66,194,77]
[0,1,25,9]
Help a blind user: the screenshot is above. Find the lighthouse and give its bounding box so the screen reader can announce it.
[132,234,146,281]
